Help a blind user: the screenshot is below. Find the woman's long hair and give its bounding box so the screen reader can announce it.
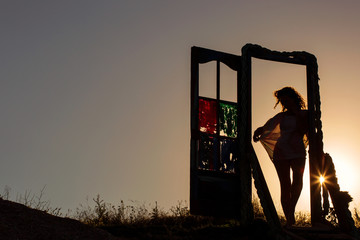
[274,87,306,111]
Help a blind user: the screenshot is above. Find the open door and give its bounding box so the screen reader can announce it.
[190,46,252,220]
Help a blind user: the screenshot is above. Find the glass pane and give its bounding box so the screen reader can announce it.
[220,63,237,102]
[220,139,238,173]
[199,61,216,99]
[199,98,217,134]
[198,134,219,171]
[219,102,237,137]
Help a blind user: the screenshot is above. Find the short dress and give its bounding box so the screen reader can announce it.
[259,111,308,162]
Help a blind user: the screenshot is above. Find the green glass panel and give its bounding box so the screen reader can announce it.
[219,102,237,138]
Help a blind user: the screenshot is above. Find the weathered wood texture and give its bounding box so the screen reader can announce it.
[249,146,282,232]
[242,43,324,225]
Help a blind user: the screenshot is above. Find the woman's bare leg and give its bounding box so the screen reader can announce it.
[274,160,293,225]
[289,158,306,223]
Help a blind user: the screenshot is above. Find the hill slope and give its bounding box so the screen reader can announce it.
[0,198,123,240]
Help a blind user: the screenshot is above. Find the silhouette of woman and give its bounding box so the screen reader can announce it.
[253,87,308,226]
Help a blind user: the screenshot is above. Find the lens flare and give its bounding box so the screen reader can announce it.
[319,175,325,185]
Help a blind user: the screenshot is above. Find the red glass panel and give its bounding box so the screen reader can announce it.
[199,98,217,134]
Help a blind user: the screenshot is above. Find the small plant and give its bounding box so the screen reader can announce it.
[0,185,11,200]
[295,211,311,227]
[1,185,63,217]
[252,196,265,220]
[170,201,189,218]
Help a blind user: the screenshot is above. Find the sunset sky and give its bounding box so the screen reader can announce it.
[1,1,360,216]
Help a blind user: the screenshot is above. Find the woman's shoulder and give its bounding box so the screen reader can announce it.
[274,112,286,118]
[269,112,285,122]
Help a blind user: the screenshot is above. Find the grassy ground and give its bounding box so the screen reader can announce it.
[2,187,360,239]
[72,195,360,239]
[71,195,297,239]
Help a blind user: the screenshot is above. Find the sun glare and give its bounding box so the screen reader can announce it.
[319,175,325,185]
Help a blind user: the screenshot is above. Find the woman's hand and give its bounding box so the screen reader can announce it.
[253,127,264,142]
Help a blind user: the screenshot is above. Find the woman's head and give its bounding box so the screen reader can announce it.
[274,87,306,111]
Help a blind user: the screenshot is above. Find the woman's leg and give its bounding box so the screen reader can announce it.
[289,158,306,220]
[273,160,292,224]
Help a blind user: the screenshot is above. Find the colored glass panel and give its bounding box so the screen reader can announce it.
[198,134,219,171]
[199,98,217,134]
[220,139,238,173]
[219,102,237,138]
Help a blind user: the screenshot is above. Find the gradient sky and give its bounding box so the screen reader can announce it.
[1,1,360,215]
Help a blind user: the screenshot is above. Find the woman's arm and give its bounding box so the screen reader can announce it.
[253,113,283,142]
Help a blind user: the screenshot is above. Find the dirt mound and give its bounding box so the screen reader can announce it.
[0,198,124,240]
